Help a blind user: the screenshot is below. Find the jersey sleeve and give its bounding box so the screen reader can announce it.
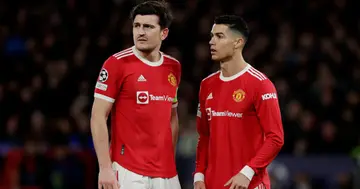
[94,56,124,103]
[240,79,284,180]
[172,62,181,108]
[193,81,210,182]
[172,88,179,108]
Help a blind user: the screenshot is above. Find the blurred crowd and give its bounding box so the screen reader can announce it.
[0,0,360,189]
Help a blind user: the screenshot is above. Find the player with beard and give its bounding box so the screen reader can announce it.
[90,1,181,189]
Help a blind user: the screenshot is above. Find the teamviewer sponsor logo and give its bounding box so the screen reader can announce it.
[205,107,243,121]
[137,91,149,104]
[149,95,174,102]
[136,91,175,104]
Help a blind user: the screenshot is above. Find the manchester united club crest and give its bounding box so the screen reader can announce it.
[233,89,245,102]
[168,73,177,87]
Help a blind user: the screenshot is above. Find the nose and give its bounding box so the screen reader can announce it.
[136,26,145,35]
[209,37,215,45]
[139,28,145,35]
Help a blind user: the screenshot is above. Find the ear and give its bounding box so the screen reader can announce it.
[161,28,169,40]
[234,37,245,49]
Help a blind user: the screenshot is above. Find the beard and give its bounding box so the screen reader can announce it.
[136,42,156,53]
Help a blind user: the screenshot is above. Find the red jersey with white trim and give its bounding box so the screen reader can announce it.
[94,46,181,178]
[195,64,284,189]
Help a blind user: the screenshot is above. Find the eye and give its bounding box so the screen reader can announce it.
[216,34,224,38]
[143,24,155,29]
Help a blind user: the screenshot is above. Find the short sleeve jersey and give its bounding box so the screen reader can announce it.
[94,46,181,178]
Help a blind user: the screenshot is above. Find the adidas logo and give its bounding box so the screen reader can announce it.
[207,93,213,100]
[137,75,147,82]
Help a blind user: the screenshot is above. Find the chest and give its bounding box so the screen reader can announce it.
[204,81,255,113]
[121,64,178,104]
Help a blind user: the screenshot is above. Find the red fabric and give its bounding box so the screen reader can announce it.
[195,66,284,189]
[94,46,181,178]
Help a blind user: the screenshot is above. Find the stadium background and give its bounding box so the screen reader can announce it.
[0,0,360,188]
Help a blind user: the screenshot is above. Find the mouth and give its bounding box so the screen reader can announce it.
[137,38,147,42]
[210,49,216,54]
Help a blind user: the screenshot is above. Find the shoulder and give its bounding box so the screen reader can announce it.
[111,47,135,60]
[162,53,181,71]
[245,65,268,82]
[162,53,180,65]
[199,71,220,94]
[201,71,220,85]
[162,53,181,76]
[102,47,136,68]
[245,65,275,91]
[198,71,220,98]
[100,48,135,75]
[105,47,136,65]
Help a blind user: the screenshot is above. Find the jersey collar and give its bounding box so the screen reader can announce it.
[132,46,164,67]
[219,63,250,82]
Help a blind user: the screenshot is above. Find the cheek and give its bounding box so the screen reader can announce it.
[133,30,138,38]
[223,42,233,53]
[218,42,230,53]
[147,32,158,40]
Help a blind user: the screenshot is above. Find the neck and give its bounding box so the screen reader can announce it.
[220,51,247,77]
[136,46,161,62]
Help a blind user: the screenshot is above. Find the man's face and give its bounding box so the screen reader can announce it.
[209,24,238,61]
[132,15,168,52]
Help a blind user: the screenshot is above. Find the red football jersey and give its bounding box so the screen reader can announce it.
[195,64,284,189]
[94,46,181,178]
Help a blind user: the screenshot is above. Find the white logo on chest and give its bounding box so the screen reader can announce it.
[136,91,174,104]
[149,94,174,102]
[205,107,243,121]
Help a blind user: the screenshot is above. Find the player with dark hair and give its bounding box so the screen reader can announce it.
[91,1,181,189]
[194,15,284,189]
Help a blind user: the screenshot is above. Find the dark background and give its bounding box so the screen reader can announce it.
[0,0,359,188]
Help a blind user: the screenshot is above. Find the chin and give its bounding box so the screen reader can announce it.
[211,55,221,61]
[135,44,153,52]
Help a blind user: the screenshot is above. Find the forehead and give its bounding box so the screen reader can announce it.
[211,24,229,34]
[133,15,159,25]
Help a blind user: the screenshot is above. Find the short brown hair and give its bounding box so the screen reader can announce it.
[130,0,173,29]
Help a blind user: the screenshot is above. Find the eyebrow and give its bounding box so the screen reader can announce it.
[133,22,156,27]
[210,32,225,36]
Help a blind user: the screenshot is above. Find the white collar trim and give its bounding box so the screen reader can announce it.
[132,46,163,67]
[220,63,250,82]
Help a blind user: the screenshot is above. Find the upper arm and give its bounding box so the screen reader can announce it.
[172,62,181,107]
[171,64,179,119]
[94,56,124,103]
[171,106,178,120]
[91,98,113,120]
[92,56,124,121]
[254,80,283,133]
[170,62,180,127]
[196,82,210,135]
[172,88,179,108]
